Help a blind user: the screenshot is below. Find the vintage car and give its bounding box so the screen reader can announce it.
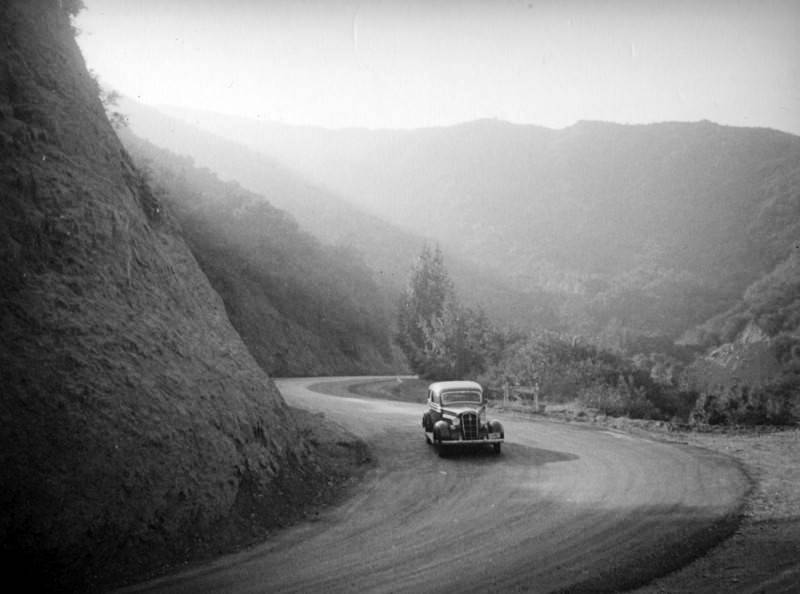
[422,380,504,455]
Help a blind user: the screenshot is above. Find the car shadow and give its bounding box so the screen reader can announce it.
[435,441,579,467]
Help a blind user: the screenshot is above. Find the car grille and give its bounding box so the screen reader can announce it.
[460,412,479,440]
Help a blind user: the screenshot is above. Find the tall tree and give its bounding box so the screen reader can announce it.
[397,244,494,379]
[396,244,454,374]
[421,301,494,379]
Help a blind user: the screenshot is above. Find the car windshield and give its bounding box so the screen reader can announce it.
[441,390,482,405]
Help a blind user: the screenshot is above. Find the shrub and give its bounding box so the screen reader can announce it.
[647,387,699,422]
[690,378,798,427]
[578,380,658,419]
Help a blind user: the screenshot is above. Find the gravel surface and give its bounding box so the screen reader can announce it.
[630,427,800,593]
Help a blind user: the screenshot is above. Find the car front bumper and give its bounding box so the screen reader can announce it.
[425,431,504,445]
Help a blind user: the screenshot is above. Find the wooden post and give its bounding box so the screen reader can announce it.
[533,381,540,413]
[503,381,509,409]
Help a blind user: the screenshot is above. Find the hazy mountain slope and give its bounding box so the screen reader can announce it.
[690,246,800,347]
[164,109,800,344]
[119,99,560,330]
[168,110,798,278]
[678,246,800,401]
[120,131,399,375]
[0,2,328,588]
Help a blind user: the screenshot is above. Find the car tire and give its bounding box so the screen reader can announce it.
[435,437,447,457]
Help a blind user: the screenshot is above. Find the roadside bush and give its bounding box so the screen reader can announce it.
[486,331,707,420]
[690,378,798,426]
[641,385,699,421]
[578,379,659,419]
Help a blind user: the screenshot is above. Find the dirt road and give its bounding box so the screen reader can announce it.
[121,377,749,593]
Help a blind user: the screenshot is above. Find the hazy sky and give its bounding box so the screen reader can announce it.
[76,0,800,134]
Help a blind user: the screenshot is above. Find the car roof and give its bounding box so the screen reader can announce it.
[428,380,483,395]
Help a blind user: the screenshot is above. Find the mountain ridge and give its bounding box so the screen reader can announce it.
[157,108,799,346]
[119,97,561,331]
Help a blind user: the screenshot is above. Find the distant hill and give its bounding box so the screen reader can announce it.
[120,131,401,375]
[118,98,560,331]
[159,109,800,348]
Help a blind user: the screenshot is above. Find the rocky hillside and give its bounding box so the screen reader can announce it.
[0,1,334,589]
[683,246,800,396]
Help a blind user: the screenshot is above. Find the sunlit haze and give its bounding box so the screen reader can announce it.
[76,0,800,133]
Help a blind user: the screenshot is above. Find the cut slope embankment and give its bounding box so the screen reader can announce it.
[0,1,358,590]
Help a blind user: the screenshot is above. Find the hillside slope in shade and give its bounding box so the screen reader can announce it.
[0,1,325,588]
[121,131,400,375]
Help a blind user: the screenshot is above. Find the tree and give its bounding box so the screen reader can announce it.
[396,244,453,373]
[397,245,494,379]
[100,88,129,130]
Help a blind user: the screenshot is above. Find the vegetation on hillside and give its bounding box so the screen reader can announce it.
[121,131,402,376]
[399,249,798,426]
[692,248,800,346]
[3,1,368,589]
[219,117,800,354]
[115,83,800,426]
[118,98,563,333]
[681,247,800,425]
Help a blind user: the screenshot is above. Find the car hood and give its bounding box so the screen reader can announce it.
[442,405,483,416]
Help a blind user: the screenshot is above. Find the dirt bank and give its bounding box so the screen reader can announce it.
[0,2,365,590]
[106,408,373,591]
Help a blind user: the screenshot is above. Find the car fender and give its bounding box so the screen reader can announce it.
[433,420,451,441]
[489,419,504,437]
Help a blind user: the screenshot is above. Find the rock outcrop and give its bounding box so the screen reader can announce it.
[0,1,313,588]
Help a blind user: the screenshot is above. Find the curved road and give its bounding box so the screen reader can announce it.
[124,377,748,593]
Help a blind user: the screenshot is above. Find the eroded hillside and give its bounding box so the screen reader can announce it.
[0,1,334,589]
